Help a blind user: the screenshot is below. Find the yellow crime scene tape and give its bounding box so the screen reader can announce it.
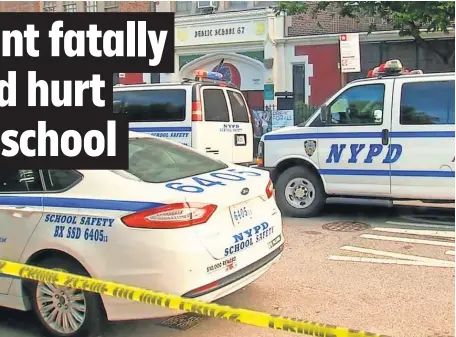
[0,259,391,337]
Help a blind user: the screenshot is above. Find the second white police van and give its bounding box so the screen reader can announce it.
[256,60,455,217]
[113,70,254,165]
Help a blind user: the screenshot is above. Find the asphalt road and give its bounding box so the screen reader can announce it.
[1,201,454,337]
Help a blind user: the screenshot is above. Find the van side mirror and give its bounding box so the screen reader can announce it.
[320,105,329,124]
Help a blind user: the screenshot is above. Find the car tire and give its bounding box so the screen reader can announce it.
[275,166,326,218]
[26,256,105,337]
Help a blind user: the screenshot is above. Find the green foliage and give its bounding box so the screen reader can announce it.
[276,1,455,63]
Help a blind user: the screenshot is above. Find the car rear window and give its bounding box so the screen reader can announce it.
[228,90,250,123]
[127,137,228,183]
[113,89,186,122]
[203,88,230,122]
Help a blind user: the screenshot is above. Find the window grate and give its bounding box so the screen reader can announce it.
[176,1,192,13]
[85,1,98,12]
[104,1,120,12]
[63,1,77,12]
[42,1,56,12]
[226,1,248,9]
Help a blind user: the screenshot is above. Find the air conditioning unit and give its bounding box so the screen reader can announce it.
[197,1,216,10]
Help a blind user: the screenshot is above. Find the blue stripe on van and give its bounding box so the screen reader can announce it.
[264,131,455,141]
[319,169,455,178]
[0,196,165,212]
[130,127,192,133]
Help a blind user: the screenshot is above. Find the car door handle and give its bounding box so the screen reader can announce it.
[381,129,389,145]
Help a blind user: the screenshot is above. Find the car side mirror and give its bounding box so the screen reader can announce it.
[320,105,329,124]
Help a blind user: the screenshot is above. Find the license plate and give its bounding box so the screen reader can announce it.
[230,202,253,226]
[268,234,282,249]
[235,134,246,146]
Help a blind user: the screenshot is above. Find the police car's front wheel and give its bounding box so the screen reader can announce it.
[275,166,326,218]
[27,256,106,337]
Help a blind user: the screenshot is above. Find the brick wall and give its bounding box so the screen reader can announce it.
[119,1,152,12]
[0,1,40,12]
[288,4,393,36]
[0,1,152,12]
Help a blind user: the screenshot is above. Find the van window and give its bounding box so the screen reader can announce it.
[113,89,186,122]
[127,137,228,183]
[400,81,455,125]
[228,91,250,123]
[203,88,230,122]
[328,84,385,126]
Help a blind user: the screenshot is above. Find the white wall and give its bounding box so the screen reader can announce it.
[283,44,314,104]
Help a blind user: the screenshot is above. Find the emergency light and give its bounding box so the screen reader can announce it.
[194,69,224,81]
[384,59,403,72]
[366,59,424,78]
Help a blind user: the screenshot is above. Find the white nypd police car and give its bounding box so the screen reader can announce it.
[0,132,283,337]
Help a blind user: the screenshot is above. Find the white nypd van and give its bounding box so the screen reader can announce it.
[113,70,254,165]
[256,60,455,217]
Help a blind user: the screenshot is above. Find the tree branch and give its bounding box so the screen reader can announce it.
[408,21,449,64]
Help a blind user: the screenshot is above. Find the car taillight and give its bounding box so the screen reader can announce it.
[121,203,217,229]
[192,101,202,121]
[266,179,273,199]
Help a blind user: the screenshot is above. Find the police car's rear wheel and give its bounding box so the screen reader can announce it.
[28,256,105,337]
[275,166,326,217]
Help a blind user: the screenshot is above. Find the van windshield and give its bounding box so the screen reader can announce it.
[297,108,321,127]
[127,137,228,183]
[113,89,186,122]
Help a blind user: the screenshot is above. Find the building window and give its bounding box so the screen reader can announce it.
[175,1,192,13]
[254,1,276,8]
[63,1,77,12]
[104,1,119,12]
[42,1,56,12]
[85,1,98,12]
[226,1,249,10]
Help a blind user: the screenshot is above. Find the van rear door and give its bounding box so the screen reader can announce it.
[192,86,233,161]
[226,88,254,164]
[113,87,193,146]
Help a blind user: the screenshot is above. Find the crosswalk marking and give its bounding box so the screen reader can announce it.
[340,246,453,263]
[372,227,455,239]
[360,234,455,247]
[385,221,454,229]
[328,256,455,268]
[329,216,455,267]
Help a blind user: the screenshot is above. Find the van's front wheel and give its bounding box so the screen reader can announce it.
[275,166,326,218]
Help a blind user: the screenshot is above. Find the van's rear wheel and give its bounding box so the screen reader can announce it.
[275,166,326,218]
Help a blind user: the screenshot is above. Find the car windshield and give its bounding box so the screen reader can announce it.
[127,137,228,183]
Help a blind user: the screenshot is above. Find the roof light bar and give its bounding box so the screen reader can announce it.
[366,59,424,78]
[193,69,224,81]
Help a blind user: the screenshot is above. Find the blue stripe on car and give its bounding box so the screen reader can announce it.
[130,127,192,133]
[0,196,165,212]
[319,169,455,178]
[264,130,455,141]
